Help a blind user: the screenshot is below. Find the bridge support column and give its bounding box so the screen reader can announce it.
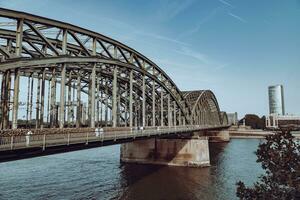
[59,64,66,128]
[76,70,81,128]
[12,69,20,129]
[152,79,156,127]
[129,71,133,127]
[1,71,10,129]
[99,78,103,126]
[36,74,41,128]
[167,95,172,127]
[50,69,56,127]
[90,64,96,128]
[104,80,108,126]
[29,74,34,124]
[173,101,176,126]
[160,90,164,126]
[26,76,31,124]
[112,67,118,127]
[67,71,72,127]
[120,136,210,167]
[39,69,46,128]
[142,74,146,127]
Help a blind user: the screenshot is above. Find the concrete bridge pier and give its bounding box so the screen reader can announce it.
[120,136,210,167]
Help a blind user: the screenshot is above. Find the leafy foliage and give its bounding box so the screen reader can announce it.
[239,114,266,129]
[236,129,300,199]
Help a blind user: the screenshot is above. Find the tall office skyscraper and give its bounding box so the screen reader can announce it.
[268,85,285,115]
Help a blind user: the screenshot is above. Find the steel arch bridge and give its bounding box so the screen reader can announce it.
[0,8,228,131]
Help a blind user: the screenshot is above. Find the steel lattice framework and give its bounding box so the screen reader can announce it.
[0,8,228,130]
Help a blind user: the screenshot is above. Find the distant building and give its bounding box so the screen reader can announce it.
[227,112,238,125]
[266,115,300,129]
[268,85,285,115]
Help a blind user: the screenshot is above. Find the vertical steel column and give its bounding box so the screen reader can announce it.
[112,67,118,127]
[67,71,72,126]
[72,81,75,124]
[99,78,103,125]
[117,90,120,125]
[199,111,202,125]
[3,42,13,128]
[134,97,138,127]
[142,74,146,127]
[173,101,176,126]
[96,76,100,126]
[36,74,41,128]
[89,38,97,128]
[1,71,9,129]
[90,64,96,128]
[29,74,34,123]
[87,81,91,124]
[167,94,172,127]
[76,70,81,128]
[15,19,23,56]
[0,72,5,129]
[59,64,66,128]
[12,19,23,129]
[40,69,45,128]
[179,106,182,126]
[152,79,156,127]
[160,90,164,126]
[202,111,205,125]
[50,68,56,127]
[104,80,108,126]
[182,111,186,126]
[59,29,67,128]
[26,76,31,124]
[5,71,10,129]
[0,72,4,129]
[129,70,133,127]
[12,69,19,129]
[46,79,50,124]
[124,83,128,127]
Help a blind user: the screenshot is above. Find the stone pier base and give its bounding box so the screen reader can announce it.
[120,136,210,167]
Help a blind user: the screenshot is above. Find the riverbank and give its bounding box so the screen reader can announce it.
[229,128,300,139]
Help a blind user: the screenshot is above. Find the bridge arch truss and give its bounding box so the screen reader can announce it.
[0,8,227,130]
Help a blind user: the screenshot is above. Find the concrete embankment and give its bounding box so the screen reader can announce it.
[229,128,300,139]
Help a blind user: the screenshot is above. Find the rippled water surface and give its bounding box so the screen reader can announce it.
[0,139,264,200]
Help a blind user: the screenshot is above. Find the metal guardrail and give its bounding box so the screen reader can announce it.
[0,125,226,151]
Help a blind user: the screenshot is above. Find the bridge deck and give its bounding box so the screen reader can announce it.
[0,125,228,162]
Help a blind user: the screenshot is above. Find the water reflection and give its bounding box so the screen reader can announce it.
[117,140,262,200]
[0,139,263,200]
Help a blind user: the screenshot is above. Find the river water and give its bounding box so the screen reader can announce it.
[0,139,264,200]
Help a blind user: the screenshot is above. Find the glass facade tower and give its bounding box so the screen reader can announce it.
[268,85,285,115]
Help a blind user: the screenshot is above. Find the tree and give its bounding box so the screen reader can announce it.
[236,128,300,199]
[239,114,266,129]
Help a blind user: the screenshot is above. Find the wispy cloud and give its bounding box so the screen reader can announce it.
[218,0,234,8]
[178,7,221,38]
[228,12,247,23]
[156,58,218,85]
[156,0,196,21]
[135,31,188,46]
[178,46,209,64]
[175,46,228,71]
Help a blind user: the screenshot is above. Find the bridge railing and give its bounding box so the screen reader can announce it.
[0,125,224,151]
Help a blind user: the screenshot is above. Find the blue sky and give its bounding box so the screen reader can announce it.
[1,0,299,118]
